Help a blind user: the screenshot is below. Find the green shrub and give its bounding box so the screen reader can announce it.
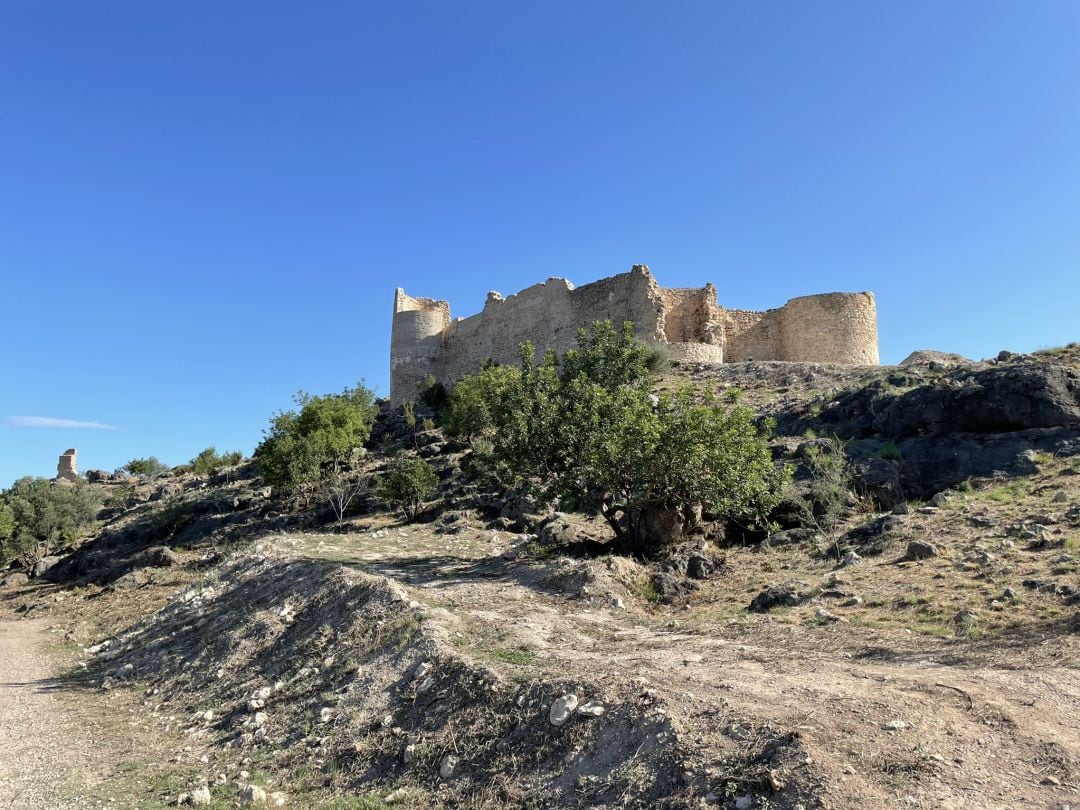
[455,320,787,555]
[879,440,902,461]
[379,432,398,456]
[400,400,419,447]
[643,343,671,375]
[376,457,437,520]
[189,446,244,476]
[444,364,522,443]
[119,456,169,477]
[800,437,853,530]
[0,503,15,544]
[0,478,101,564]
[418,374,449,412]
[254,383,378,498]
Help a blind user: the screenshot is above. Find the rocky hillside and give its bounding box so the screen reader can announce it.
[2,345,1078,809]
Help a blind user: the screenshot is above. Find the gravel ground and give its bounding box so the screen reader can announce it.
[0,619,115,809]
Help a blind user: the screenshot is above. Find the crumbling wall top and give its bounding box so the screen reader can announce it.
[388,266,878,403]
[394,288,450,317]
[56,448,78,483]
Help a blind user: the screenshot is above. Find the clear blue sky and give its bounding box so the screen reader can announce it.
[2,1,1078,486]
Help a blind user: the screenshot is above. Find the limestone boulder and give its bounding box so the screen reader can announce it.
[133,546,180,568]
[3,572,29,588]
[31,556,62,578]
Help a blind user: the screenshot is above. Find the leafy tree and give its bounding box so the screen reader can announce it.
[376,457,437,520]
[443,363,522,443]
[190,447,244,476]
[457,320,787,555]
[0,478,101,564]
[119,456,169,477]
[254,383,378,501]
[0,503,15,543]
[317,449,369,523]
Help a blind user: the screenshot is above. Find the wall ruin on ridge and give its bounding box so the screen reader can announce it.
[56,448,78,483]
[390,265,878,404]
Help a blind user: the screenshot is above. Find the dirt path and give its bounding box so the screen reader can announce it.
[0,619,121,809]
[287,530,1080,808]
[426,574,1080,807]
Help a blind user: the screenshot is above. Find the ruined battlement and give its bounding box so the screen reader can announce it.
[390,265,878,404]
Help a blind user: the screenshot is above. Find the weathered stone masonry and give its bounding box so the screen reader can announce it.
[390,265,878,404]
[56,448,78,483]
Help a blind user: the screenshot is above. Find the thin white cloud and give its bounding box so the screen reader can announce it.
[6,416,119,430]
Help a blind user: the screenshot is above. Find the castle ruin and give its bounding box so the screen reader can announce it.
[390,265,878,404]
[56,448,78,483]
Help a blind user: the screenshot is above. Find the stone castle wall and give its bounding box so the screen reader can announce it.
[390,265,878,404]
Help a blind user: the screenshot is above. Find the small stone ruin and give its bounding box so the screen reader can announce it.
[56,448,78,482]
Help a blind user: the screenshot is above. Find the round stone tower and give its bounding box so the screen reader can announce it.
[390,288,451,405]
[779,292,879,365]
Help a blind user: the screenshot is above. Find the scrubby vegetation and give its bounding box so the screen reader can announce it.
[254,383,378,501]
[118,456,170,478]
[189,446,244,476]
[798,436,856,531]
[417,373,449,412]
[443,362,522,443]
[0,477,101,565]
[376,457,437,520]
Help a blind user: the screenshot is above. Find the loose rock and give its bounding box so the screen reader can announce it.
[549,694,579,727]
[240,784,267,803]
[904,540,939,561]
[841,550,863,567]
[577,700,605,717]
[748,581,811,612]
[439,753,460,780]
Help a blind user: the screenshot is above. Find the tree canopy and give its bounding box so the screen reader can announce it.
[0,477,101,565]
[447,320,786,555]
[254,383,378,496]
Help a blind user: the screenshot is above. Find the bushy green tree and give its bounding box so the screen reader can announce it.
[443,363,522,443]
[254,383,378,499]
[0,478,101,564]
[119,456,169,477]
[376,457,437,520]
[456,320,787,555]
[190,446,244,476]
[0,503,15,543]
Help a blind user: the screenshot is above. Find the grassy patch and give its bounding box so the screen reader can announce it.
[630,575,661,604]
[879,440,902,461]
[488,646,537,666]
[982,479,1032,503]
[315,794,406,809]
